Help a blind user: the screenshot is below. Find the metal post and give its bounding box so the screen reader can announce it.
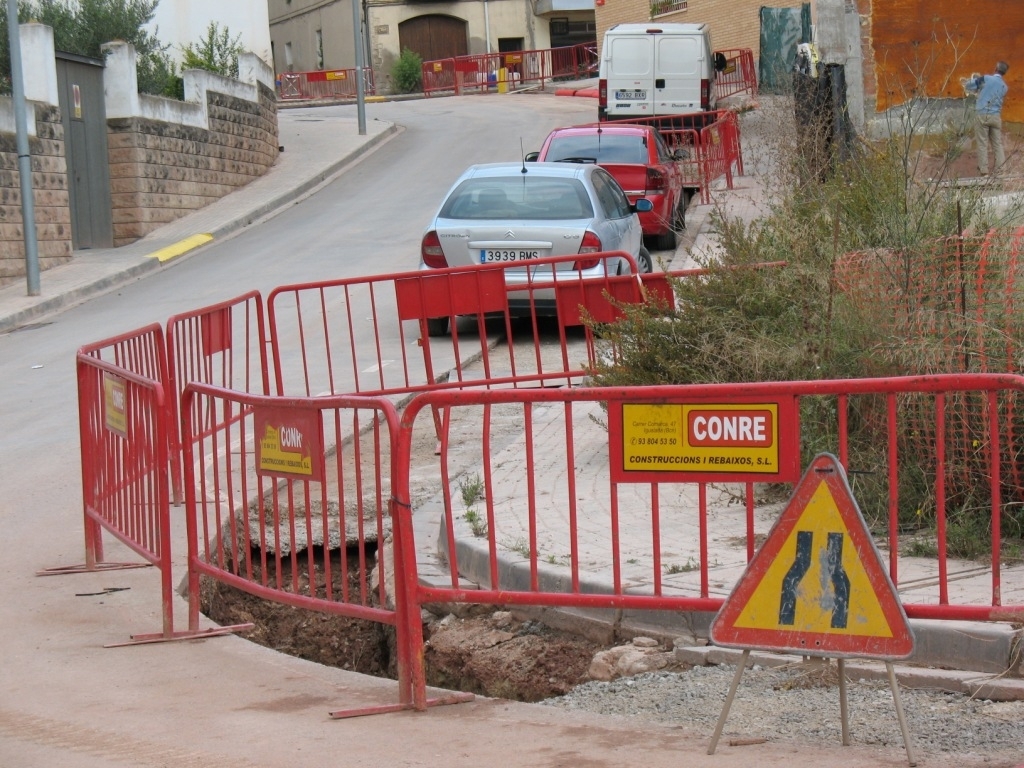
[351,0,366,135]
[837,658,850,745]
[6,0,40,296]
[707,649,749,754]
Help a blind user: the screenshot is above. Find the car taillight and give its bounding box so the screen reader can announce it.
[421,231,448,268]
[646,167,667,192]
[598,78,607,121]
[701,78,711,110]
[574,231,602,270]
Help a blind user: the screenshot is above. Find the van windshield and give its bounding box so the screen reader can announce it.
[545,135,647,164]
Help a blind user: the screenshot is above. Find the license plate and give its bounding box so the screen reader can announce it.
[480,249,542,263]
[615,89,646,100]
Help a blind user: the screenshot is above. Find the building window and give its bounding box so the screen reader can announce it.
[650,0,687,16]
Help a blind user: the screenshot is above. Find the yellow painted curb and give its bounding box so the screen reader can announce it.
[366,96,386,102]
[147,233,214,263]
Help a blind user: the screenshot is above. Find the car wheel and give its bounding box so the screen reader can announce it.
[637,246,653,274]
[654,226,677,251]
[677,190,691,230]
[425,317,449,337]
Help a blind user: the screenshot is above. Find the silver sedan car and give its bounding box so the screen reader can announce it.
[419,162,653,335]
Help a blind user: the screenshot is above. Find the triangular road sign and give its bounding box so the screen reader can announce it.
[711,453,914,659]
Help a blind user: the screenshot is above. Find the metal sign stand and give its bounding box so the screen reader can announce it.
[706,455,920,766]
[706,651,918,766]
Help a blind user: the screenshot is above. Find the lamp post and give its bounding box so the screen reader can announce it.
[6,0,40,295]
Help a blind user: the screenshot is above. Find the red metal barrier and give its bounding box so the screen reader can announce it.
[422,58,457,96]
[714,48,758,101]
[180,383,469,716]
[56,325,171,577]
[391,373,1024,707]
[166,292,271,504]
[266,253,642,401]
[70,350,176,640]
[276,68,376,101]
[422,43,597,97]
[602,111,743,204]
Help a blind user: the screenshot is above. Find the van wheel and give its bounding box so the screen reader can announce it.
[637,247,653,274]
[426,317,449,337]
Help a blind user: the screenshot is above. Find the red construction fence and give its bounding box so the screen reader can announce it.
[61,240,1024,711]
[277,67,377,101]
[594,110,743,205]
[422,42,598,97]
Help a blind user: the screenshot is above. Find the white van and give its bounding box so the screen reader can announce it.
[598,23,725,121]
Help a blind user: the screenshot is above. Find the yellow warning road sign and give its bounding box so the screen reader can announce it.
[710,453,914,659]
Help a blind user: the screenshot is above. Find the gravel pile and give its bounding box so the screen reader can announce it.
[544,662,1024,762]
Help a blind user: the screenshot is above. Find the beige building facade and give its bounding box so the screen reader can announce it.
[269,0,596,93]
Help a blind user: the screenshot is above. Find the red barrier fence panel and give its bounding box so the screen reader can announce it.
[66,324,170,571]
[391,373,1024,706]
[276,68,376,101]
[70,350,175,637]
[714,48,758,101]
[422,58,457,96]
[422,43,598,97]
[266,255,646,402]
[602,111,741,204]
[181,383,446,715]
[166,292,271,505]
[696,110,742,202]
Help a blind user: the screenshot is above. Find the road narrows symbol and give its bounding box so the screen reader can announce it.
[827,532,850,629]
[710,453,915,660]
[778,530,812,625]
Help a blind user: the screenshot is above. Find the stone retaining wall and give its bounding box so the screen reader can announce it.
[0,104,72,284]
[108,82,277,245]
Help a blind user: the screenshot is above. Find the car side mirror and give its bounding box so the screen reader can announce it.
[524,151,539,162]
[633,198,654,213]
[715,52,727,72]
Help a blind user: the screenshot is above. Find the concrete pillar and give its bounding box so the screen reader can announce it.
[100,41,140,119]
[19,23,58,106]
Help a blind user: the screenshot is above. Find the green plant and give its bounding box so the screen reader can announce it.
[391,47,422,94]
[463,509,487,538]
[0,0,176,96]
[585,78,1024,560]
[180,21,244,79]
[504,537,532,558]
[458,473,485,508]
[665,558,698,574]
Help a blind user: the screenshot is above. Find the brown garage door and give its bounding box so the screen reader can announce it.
[399,15,468,62]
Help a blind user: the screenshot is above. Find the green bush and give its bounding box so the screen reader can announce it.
[586,93,1024,559]
[180,22,244,79]
[391,47,422,94]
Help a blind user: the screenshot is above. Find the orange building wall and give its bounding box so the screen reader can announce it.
[869,0,1023,124]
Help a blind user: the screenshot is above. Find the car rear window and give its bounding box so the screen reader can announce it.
[439,177,595,220]
[545,134,648,164]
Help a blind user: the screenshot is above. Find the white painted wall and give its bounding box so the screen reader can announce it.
[148,0,272,68]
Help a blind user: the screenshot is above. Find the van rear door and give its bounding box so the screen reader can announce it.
[603,34,655,118]
[654,34,702,113]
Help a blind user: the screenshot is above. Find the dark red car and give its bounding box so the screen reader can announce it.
[531,124,689,250]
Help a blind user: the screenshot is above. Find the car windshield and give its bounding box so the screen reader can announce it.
[545,134,647,164]
[439,177,595,220]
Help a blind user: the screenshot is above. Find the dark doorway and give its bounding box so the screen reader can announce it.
[398,15,468,62]
[498,37,524,54]
[55,52,112,249]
